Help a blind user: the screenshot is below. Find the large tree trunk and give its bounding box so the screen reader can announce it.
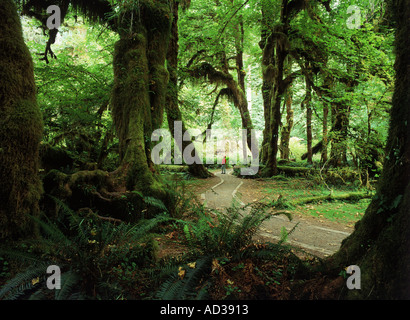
[0,0,43,240]
[111,1,172,198]
[321,103,329,164]
[259,1,275,165]
[261,24,288,176]
[165,1,210,178]
[260,0,301,177]
[327,0,410,299]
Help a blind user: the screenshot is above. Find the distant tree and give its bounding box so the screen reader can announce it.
[165,0,211,178]
[180,0,257,156]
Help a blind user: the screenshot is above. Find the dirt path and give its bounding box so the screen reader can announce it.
[200,169,354,258]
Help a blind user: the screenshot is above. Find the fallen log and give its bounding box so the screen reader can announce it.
[291,192,372,206]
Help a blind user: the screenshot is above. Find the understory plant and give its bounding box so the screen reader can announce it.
[155,200,304,300]
[0,199,171,300]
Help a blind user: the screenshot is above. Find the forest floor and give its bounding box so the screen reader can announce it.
[185,168,369,259]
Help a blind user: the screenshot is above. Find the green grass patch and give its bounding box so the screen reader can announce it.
[262,177,371,224]
[298,199,371,224]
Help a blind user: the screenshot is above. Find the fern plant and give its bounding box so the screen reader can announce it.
[180,200,291,258]
[155,255,213,300]
[156,200,296,300]
[160,173,201,218]
[0,198,172,300]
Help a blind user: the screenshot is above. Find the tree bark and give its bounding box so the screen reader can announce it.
[303,74,313,164]
[260,0,302,177]
[329,102,350,167]
[280,87,293,160]
[0,0,43,240]
[111,1,172,198]
[327,0,410,299]
[261,2,289,177]
[165,1,211,178]
[321,103,329,164]
[259,24,275,164]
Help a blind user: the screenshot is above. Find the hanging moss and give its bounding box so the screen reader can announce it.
[110,0,174,203]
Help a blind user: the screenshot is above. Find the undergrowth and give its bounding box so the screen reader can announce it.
[0,181,310,300]
[155,200,308,300]
[0,198,171,300]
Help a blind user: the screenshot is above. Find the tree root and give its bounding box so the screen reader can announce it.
[41,169,160,222]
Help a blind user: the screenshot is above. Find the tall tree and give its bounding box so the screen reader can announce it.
[259,0,276,164]
[21,0,176,200]
[279,83,294,160]
[110,0,172,197]
[181,0,257,156]
[328,0,410,299]
[0,0,43,240]
[165,1,211,178]
[302,69,313,164]
[260,0,303,176]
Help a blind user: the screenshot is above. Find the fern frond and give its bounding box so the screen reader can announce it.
[156,256,212,300]
[0,248,45,265]
[143,196,168,212]
[55,270,81,300]
[30,215,73,248]
[278,222,300,245]
[0,263,49,300]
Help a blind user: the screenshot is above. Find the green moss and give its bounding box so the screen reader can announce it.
[111,0,174,205]
[0,0,43,240]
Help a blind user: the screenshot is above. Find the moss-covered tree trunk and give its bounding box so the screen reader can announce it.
[280,87,293,160]
[260,0,302,177]
[261,20,289,176]
[259,1,275,164]
[303,74,313,164]
[327,0,410,299]
[329,102,350,167]
[165,1,211,178]
[321,103,329,164]
[0,0,43,240]
[111,1,172,198]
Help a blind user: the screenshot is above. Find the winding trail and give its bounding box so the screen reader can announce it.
[201,169,353,258]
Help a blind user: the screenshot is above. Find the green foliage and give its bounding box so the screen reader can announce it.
[0,198,172,300]
[155,199,296,300]
[179,203,271,257]
[155,255,213,300]
[22,17,118,172]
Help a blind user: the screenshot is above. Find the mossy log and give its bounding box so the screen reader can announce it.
[276,166,317,176]
[159,165,188,173]
[290,192,372,206]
